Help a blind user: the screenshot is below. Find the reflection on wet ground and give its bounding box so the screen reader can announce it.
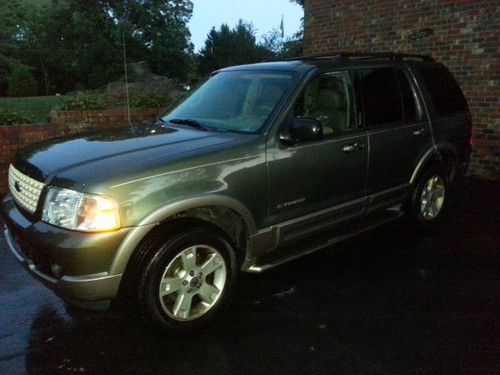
[1,178,498,374]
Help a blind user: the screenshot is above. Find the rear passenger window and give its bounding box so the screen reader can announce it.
[359,68,403,126]
[417,66,468,116]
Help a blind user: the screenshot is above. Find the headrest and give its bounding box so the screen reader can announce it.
[261,85,284,105]
[316,89,343,109]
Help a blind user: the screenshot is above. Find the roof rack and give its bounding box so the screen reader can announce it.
[286,52,434,63]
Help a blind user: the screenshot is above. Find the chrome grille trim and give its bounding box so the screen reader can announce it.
[8,164,45,214]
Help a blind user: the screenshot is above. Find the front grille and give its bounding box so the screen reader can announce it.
[8,164,45,214]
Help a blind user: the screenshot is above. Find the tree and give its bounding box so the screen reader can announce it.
[281,29,303,58]
[197,20,273,76]
[7,63,36,97]
[0,0,194,95]
[261,28,303,59]
[103,0,194,80]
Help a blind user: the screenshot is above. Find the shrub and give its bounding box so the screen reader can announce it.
[0,108,30,125]
[125,90,171,108]
[58,91,108,110]
[52,89,170,114]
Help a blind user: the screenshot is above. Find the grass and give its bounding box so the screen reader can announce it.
[0,96,64,123]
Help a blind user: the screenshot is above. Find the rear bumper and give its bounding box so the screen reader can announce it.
[1,193,129,307]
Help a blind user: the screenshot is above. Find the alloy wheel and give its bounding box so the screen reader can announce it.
[419,175,446,220]
[158,245,227,321]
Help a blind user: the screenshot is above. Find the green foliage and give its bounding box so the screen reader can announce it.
[281,30,304,58]
[58,91,108,110]
[0,107,30,125]
[198,17,304,76]
[125,91,171,108]
[54,90,170,111]
[7,64,37,97]
[0,0,194,95]
[109,0,195,81]
[197,20,273,76]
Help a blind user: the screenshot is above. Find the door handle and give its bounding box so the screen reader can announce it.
[413,128,425,136]
[342,143,357,153]
[342,144,355,153]
[343,142,365,153]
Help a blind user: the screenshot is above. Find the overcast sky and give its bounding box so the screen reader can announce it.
[188,0,304,52]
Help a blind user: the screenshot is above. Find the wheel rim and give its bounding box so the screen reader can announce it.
[419,175,445,220]
[158,245,227,321]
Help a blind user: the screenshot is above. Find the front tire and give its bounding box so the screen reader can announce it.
[135,226,238,332]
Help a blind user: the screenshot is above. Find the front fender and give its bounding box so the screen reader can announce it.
[108,195,257,275]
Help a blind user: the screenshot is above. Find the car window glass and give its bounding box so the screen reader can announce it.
[164,71,295,133]
[293,71,356,136]
[359,68,403,127]
[417,65,468,116]
[396,69,418,122]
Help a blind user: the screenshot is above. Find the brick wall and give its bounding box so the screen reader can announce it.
[0,107,162,194]
[303,0,499,179]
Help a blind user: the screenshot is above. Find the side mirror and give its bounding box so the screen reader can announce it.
[280,117,323,145]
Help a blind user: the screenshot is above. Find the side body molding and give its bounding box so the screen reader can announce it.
[109,195,257,275]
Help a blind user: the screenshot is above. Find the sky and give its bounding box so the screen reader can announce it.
[188,0,304,52]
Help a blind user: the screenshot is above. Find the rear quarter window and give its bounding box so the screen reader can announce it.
[417,65,468,116]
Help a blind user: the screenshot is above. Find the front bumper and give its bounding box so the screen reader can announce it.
[1,193,130,306]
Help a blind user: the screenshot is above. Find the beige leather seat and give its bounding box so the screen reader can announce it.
[309,88,347,135]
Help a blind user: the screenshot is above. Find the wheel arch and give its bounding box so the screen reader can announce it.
[109,195,257,276]
[410,143,458,185]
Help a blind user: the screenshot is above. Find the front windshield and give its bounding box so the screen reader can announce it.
[162,70,296,133]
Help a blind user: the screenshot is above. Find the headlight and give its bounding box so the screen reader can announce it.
[42,187,120,232]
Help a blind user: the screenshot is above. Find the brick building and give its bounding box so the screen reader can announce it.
[303,0,499,179]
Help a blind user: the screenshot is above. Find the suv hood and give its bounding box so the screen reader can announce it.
[15,123,251,187]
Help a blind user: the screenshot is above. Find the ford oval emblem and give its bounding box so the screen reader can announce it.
[14,181,21,193]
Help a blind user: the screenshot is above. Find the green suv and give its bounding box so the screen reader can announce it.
[2,53,471,331]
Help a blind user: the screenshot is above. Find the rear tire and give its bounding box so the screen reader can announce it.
[405,166,449,229]
[134,226,238,332]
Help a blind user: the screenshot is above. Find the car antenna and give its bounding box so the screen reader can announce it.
[122,30,131,126]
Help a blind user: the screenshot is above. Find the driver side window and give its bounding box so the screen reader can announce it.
[294,71,356,136]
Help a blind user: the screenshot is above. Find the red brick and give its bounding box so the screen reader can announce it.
[304,0,499,179]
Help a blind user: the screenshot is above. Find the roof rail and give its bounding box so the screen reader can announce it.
[286,52,434,62]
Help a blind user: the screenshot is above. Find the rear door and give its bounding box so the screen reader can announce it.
[357,66,433,210]
[414,64,471,173]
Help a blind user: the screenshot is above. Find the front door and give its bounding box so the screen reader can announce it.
[266,70,368,229]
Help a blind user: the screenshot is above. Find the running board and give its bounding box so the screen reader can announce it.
[246,209,403,273]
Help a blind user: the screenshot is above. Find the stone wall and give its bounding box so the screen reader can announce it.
[0,108,162,194]
[303,0,499,179]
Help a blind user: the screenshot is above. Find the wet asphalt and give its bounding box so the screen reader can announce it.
[0,178,498,374]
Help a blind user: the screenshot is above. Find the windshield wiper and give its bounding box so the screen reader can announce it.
[167,118,209,131]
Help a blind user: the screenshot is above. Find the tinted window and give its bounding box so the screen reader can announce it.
[359,68,403,126]
[396,69,417,122]
[417,65,468,116]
